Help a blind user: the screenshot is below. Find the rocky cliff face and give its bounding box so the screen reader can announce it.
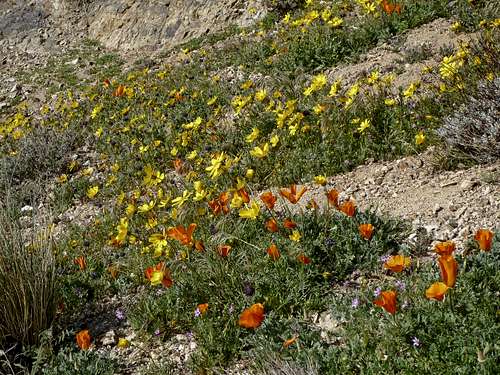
[85,0,266,50]
[0,0,265,53]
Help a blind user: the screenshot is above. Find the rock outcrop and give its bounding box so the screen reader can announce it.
[0,0,266,53]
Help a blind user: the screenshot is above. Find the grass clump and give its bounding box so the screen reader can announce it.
[0,208,58,348]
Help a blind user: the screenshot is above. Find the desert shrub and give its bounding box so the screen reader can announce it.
[437,78,500,164]
[0,125,82,187]
[0,208,58,347]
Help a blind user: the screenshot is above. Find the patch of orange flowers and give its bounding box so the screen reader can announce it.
[167,223,196,246]
[426,241,458,300]
[359,223,374,240]
[260,191,277,210]
[474,229,494,251]
[239,303,265,329]
[280,184,307,204]
[208,191,230,215]
[384,255,411,273]
[218,244,232,257]
[339,200,356,217]
[76,329,91,350]
[265,218,279,232]
[267,244,280,260]
[374,290,397,315]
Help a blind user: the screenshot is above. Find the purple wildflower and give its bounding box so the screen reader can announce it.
[154,328,161,336]
[412,336,421,348]
[395,280,406,291]
[351,298,360,308]
[374,287,382,297]
[194,308,201,317]
[380,254,390,263]
[115,309,125,321]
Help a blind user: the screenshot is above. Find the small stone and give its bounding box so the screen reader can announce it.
[101,330,115,345]
[460,179,479,190]
[433,204,443,216]
[21,205,33,213]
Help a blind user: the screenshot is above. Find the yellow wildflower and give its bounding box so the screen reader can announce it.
[328,17,343,28]
[172,190,191,207]
[239,200,261,219]
[86,186,99,199]
[255,89,267,102]
[250,143,270,158]
[314,175,327,186]
[357,119,371,133]
[246,127,260,143]
[289,230,302,242]
[415,131,426,145]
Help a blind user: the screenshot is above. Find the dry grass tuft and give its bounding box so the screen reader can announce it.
[0,206,58,347]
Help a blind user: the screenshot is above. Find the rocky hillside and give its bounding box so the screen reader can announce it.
[0,0,265,114]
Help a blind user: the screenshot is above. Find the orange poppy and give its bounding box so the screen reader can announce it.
[297,254,311,264]
[384,255,411,273]
[283,336,298,348]
[208,199,222,215]
[435,241,455,256]
[381,0,401,15]
[265,218,279,233]
[373,290,397,315]
[159,268,174,288]
[218,245,232,257]
[197,303,209,315]
[326,189,340,208]
[76,329,91,350]
[174,91,184,102]
[438,255,458,287]
[239,303,265,329]
[108,265,119,279]
[194,240,205,252]
[145,262,173,288]
[208,192,230,215]
[112,84,125,97]
[173,158,184,174]
[145,262,161,280]
[167,223,197,246]
[73,256,87,271]
[339,200,356,217]
[425,282,449,301]
[238,188,250,204]
[280,184,307,204]
[359,223,374,240]
[260,192,277,210]
[103,79,111,88]
[144,263,160,280]
[267,244,280,260]
[474,229,494,252]
[283,218,297,229]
